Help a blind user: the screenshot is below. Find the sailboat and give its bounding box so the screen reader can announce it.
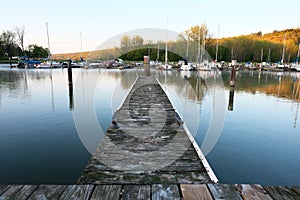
[180,36,194,71]
[277,33,287,70]
[261,48,274,70]
[153,42,162,68]
[78,32,88,68]
[196,27,212,71]
[291,44,300,72]
[36,22,61,69]
[160,41,172,70]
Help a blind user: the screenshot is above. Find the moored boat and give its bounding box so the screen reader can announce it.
[180,60,194,71]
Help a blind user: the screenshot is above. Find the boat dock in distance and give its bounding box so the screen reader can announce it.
[1,76,300,199]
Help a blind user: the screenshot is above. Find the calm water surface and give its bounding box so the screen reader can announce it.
[0,65,299,185]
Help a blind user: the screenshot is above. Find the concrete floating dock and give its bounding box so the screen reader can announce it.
[77,76,216,185]
[1,184,300,199]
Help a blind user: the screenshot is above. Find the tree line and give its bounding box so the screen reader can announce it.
[0,26,49,65]
[117,26,300,63]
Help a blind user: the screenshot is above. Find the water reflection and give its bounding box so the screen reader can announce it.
[0,69,47,102]
[222,71,300,102]
[0,68,300,186]
[144,64,150,76]
[228,87,235,111]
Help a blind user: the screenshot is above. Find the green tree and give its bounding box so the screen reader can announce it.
[26,44,48,58]
[0,30,17,66]
[0,39,5,59]
[185,24,210,44]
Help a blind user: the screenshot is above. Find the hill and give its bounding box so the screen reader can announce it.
[53,28,300,63]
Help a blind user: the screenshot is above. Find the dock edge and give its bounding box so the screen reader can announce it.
[156,77,219,183]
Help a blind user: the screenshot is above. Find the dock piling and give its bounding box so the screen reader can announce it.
[230,60,236,87]
[67,59,74,110]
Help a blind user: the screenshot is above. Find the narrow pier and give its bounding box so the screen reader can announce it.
[1,76,300,199]
[78,76,216,184]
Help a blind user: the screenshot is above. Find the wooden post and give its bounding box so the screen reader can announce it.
[228,86,235,111]
[67,59,74,110]
[68,60,73,83]
[144,64,150,76]
[230,60,236,87]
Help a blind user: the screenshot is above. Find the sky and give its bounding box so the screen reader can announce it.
[1,0,299,54]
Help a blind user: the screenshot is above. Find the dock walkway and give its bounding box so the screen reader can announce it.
[1,184,300,199]
[1,76,300,199]
[78,76,216,184]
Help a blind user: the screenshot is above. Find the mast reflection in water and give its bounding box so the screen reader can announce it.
[0,67,299,186]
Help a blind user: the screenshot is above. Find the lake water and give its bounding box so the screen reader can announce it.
[0,65,300,186]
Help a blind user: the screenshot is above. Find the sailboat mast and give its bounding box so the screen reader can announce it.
[268,48,271,63]
[215,25,220,62]
[156,42,159,62]
[46,22,51,59]
[197,26,201,63]
[201,29,206,63]
[261,48,264,63]
[296,44,300,65]
[80,32,83,59]
[186,36,189,59]
[165,42,168,64]
[165,17,168,65]
[281,33,286,64]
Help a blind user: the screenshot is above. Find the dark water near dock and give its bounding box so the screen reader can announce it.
[0,65,299,186]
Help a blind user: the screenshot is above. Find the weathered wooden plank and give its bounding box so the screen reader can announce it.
[0,185,10,195]
[28,185,67,200]
[208,184,241,200]
[78,76,213,185]
[291,185,300,196]
[152,184,180,200]
[9,185,38,200]
[58,185,94,200]
[0,185,24,200]
[121,185,150,200]
[180,184,213,200]
[264,185,300,200]
[79,170,210,185]
[90,185,121,200]
[235,184,272,200]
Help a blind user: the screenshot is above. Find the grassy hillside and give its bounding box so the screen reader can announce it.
[52,48,119,61]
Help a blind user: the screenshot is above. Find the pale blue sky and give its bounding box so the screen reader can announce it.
[1,0,299,53]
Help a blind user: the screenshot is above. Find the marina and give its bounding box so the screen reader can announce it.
[1,70,300,198]
[1,0,300,198]
[0,66,300,198]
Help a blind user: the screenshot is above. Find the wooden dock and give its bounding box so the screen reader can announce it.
[1,183,300,199]
[1,76,300,199]
[77,76,217,185]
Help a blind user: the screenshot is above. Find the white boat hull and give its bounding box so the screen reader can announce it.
[196,61,213,71]
[161,64,172,70]
[180,63,193,71]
